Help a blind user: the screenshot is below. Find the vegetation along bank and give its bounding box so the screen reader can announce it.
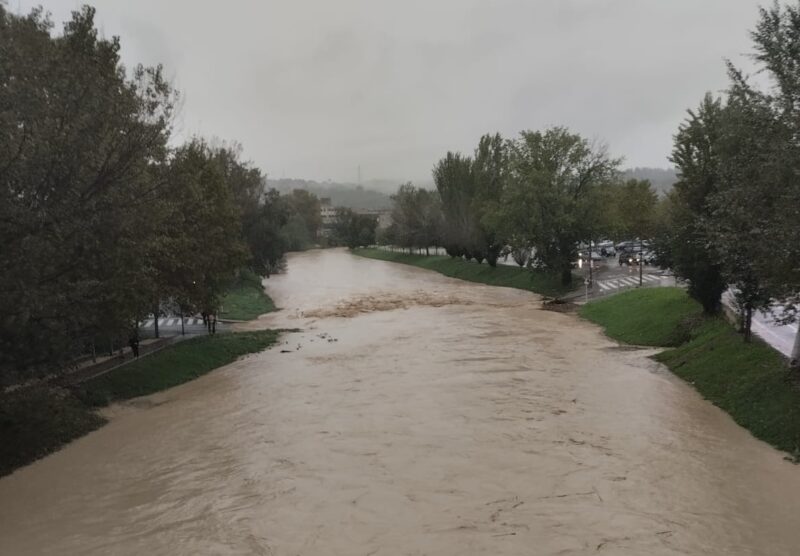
[581,288,800,459]
[1,330,281,478]
[221,270,278,321]
[353,248,574,299]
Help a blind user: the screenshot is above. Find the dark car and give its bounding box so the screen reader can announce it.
[618,251,640,266]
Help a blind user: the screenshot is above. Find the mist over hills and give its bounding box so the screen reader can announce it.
[622,167,677,195]
[268,168,677,210]
[267,179,394,210]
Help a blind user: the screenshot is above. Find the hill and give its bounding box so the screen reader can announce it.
[267,179,393,210]
[622,167,677,195]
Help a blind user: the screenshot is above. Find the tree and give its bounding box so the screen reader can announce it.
[705,83,780,340]
[0,6,175,377]
[505,127,620,285]
[332,209,377,248]
[433,152,477,259]
[472,133,507,266]
[746,1,800,359]
[161,140,247,316]
[667,95,728,315]
[213,144,263,228]
[389,183,421,253]
[248,189,290,276]
[390,183,442,254]
[285,189,322,242]
[0,4,296,382]
[667,2,800,342]
[615,179,658,286]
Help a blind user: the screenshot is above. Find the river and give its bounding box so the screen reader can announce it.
[1,249,799,555]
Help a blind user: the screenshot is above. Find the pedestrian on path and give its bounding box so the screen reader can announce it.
[128,332,140,358]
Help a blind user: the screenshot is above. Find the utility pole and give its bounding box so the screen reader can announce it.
[639,237,643,286]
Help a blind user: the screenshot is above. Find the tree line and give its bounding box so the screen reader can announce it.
[385,3,800,356]
[384,130,658,285]
[0,6,320,383]
[657,1,800,351]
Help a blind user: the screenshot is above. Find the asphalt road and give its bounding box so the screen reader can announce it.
[722,291,798,358]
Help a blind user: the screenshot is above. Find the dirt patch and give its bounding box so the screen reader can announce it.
[541,299,579,313]
[303,291,472,318]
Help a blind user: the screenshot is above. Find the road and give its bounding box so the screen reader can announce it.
[1,249,800,555]
[566,258,674,301]
[722,291,798,358]
[138,316,226,337]
[577,262,798,359]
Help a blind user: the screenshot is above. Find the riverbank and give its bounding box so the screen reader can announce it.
[221,270,277,321]
[0,330,281,477]
[353,248,572,298]
[580,287,800,458]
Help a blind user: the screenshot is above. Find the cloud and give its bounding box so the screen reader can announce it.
[20,0,765,183]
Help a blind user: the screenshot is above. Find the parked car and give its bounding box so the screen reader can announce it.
[641,250,659,265]
[596,241,616,257]
[615,240,634,251]
[579,250,604,262]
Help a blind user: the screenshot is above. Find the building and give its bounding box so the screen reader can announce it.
[319,200,392,237]
[319,197,338,237]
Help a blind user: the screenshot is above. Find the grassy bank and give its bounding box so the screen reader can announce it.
[1,330,281,477]
[77,330,280,406]
[580,288,703,346]
[353,248,573,298]
[580,288,800,457]
[220,270,276,321]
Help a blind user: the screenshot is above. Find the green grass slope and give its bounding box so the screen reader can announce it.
[220,269,277,321]
[1,330,281,477]
[78,330,280,406]
[580,287,800,457]
[353,248,572,298]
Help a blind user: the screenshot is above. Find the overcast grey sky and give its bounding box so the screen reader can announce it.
[19,0,765,184]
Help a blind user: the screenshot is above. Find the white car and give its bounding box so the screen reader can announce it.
[596,241,616,256]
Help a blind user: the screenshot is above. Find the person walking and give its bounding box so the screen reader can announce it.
[128,332,140,358]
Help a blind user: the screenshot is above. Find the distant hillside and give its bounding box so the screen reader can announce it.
[267,179,393,210]
[622,167,677,195]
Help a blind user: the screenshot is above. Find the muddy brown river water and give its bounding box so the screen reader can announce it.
[2,249,800,555]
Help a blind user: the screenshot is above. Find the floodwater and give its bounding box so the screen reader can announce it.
[2,249,800,555]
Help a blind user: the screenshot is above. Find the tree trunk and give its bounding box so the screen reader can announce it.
[153,305,160,339]
[790,325,800,370]
[743,305,753,343]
